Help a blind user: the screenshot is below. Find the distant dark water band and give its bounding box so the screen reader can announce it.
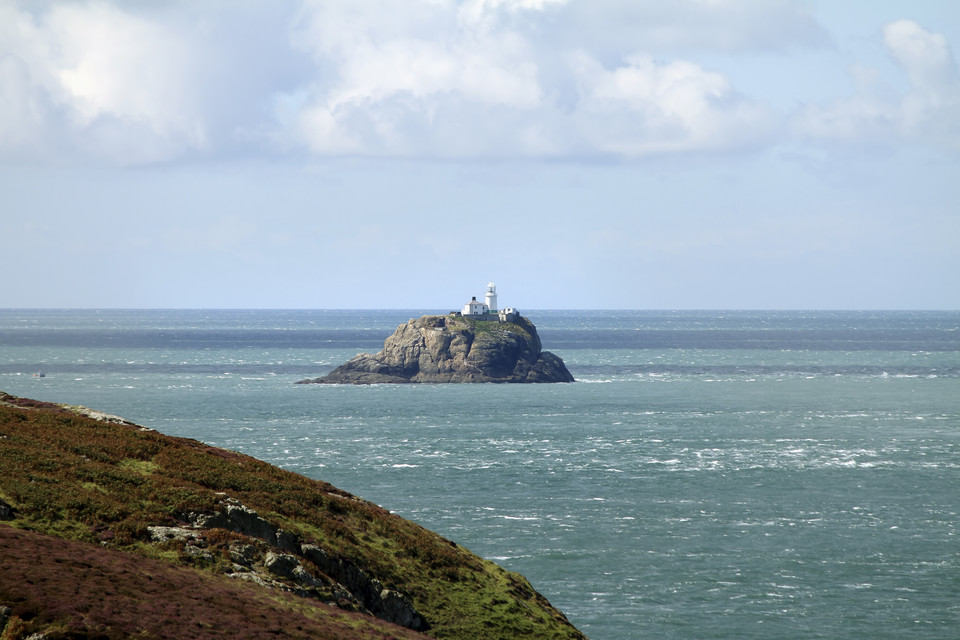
[1,329,958,351]
[0,329,385,350]
[4,363,958,378]
[571,364,960,377]
[538,329,960,351]
[0,363,323,376]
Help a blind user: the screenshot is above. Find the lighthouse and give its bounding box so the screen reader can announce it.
[484,282,498,312]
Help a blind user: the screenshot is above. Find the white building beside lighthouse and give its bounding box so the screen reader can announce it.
[462,296,489,316]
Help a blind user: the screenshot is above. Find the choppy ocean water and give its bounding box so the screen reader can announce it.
[1,309,958,640]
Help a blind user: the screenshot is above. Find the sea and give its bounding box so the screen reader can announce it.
[1,309,958,640]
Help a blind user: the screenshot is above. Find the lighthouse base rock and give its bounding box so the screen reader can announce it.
[298,314,574,384]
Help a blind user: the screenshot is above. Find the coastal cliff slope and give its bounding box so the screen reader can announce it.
[0,392,587,640]
[299,314,574,384]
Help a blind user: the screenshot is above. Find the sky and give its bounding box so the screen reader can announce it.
[1,0,958,310]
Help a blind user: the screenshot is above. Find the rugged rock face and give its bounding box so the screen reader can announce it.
[298,314,574,384]
[109,495,431,631]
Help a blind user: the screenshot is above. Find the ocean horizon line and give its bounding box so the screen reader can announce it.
[3,307,958,313]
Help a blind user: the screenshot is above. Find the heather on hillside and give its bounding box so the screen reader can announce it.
[0,526,428,640]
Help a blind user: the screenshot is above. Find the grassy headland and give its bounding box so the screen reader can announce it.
[0,392,586,640]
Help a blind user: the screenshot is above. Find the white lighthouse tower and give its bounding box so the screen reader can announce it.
[484,282,498,312]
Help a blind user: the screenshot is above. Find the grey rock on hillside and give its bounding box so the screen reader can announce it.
[298,314,574,384]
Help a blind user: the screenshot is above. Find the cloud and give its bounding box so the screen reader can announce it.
[3,1,956,165]
[884,18,956,89]
[286,0,547,156]
[280,0,776,158]
[566,52,774,155]
[0,5,60,159]
[0,0,829,163]
[554,0,830,56]
[0,2,213,163]
[48,5,196,131]
[794,20,960,151]
[457,0,568,32]
[885,19,960,146]
[0,49,48,156]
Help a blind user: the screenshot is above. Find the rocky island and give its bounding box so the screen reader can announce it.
[299,283,574,385]
[299,313,573,384]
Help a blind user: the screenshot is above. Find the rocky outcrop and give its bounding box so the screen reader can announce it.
[0,499,15,521]
[302,544,427,631]
[298,314,574,384]
[188,499,300,553]
[148,496,429,631]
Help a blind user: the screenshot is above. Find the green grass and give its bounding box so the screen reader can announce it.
[450,314,534,339]
[119,458,160,476]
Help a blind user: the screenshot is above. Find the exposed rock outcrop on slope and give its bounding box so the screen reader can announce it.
[298,314,574,384]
